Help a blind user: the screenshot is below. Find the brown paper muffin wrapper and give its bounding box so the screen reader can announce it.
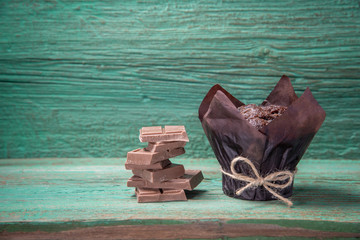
[198,76,326,201]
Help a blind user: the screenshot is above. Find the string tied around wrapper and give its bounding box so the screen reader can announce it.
[220,156,296,207]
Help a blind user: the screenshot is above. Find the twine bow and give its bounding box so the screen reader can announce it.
[221,156,296,207]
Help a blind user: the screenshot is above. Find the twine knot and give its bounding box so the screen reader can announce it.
[220,156,296,207]
[255,178,265,186]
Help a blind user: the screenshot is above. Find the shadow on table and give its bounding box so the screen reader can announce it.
[129,190,208,200]
[185,189,208,199]
[293,184,359,207]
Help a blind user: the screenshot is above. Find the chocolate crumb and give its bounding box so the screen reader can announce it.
[238,104,287,129]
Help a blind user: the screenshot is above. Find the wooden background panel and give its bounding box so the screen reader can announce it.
[0,1,359,159]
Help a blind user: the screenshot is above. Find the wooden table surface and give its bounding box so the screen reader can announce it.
[1,158,359,239]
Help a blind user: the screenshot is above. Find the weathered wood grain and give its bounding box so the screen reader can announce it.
[0,158,359,223]
[1,222,360,239]
[0,158,359,238]
[0,1,360,159]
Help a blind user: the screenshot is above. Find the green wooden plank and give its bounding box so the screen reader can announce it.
[0,158,359,223]
[0,0,360,159]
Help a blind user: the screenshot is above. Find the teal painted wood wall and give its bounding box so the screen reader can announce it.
[0,1,359,159]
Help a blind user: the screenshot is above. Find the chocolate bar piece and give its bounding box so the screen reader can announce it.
[127,170,204,190]
[132,164,185,183]
[146,141,187,152]
[139,125,189,143]
[135,188,187,203]
[127,147,185,165]
[125,159,171,170]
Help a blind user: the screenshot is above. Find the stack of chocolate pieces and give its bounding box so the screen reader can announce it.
[126,125,204,203]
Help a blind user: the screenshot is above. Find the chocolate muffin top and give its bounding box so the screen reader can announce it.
[238,104,287,130]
